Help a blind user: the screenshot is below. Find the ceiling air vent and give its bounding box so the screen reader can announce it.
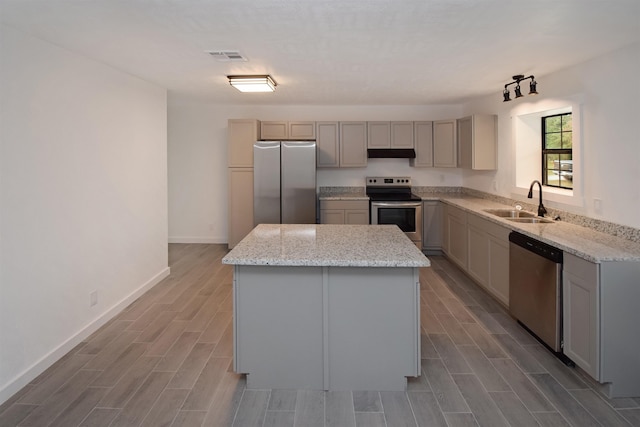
[207,51,248,62]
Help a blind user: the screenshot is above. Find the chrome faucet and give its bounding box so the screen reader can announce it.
[528,180,547,217]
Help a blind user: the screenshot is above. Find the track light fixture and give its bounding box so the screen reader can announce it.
[503,74,538,102]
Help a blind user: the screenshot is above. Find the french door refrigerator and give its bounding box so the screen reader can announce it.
[253,141,316,225]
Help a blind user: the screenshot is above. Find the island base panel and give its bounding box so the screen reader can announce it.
[327,267,419,391]
[233,265,420,391]
[235,266,324,390]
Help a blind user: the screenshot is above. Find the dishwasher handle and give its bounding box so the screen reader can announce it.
[509,232,563,263]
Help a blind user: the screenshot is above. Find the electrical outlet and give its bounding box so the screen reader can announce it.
[439,174,445,183]
[90,291,98,307]
[209,223,214,232]
[594,198,603,214]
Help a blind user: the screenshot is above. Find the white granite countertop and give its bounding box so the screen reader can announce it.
[413,192,640,263]
[222,224,431,267]
[318,187,368,201]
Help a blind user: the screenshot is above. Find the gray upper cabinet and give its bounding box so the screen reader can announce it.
[457,114,497,170]
[289,121,316,140]
[433,119,457,167]
[390,121,414,148]
[316,121,340,167]
[411,121,434,167]
[261,121,316,140]
[367,122,391,148]
[339,122,368,168]
[368,121,415,149]
[260,121,288,140]
[228,119,260,168]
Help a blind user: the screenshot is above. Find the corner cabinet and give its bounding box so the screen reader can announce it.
[422,201,443,253]
[320,200,369,224]
[563,254,640,398]
[228,119,260,248]
[457,114,497,170]
[433,119,457,168]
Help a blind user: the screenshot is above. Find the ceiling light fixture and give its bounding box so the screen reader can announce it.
[503,74,538,102]
[228,75,277,93]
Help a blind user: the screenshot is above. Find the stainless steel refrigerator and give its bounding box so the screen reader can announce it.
[253,141,316,225]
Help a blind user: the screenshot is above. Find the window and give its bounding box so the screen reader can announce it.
[542,113,572,189]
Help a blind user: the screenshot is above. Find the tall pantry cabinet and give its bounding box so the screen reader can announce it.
[228,119,260,248]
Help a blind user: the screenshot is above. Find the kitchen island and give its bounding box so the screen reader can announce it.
[222,224,430,391]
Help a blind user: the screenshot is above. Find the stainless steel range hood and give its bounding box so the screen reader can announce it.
[367,148,416,159]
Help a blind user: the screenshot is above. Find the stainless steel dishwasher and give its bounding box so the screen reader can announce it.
[509,232,563,352]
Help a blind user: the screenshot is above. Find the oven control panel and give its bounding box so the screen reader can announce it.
[366,176,412,187]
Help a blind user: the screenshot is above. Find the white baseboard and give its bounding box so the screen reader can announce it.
[0,266,171,405]
[168,236,227,244]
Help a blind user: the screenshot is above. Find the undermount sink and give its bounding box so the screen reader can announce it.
[506,217,555,224]
[484,209,536,218]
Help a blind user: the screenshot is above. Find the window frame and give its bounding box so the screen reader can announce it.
[541,112,573,190]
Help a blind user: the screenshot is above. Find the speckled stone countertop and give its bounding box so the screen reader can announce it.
[318,186,368,200]
[412,192,640,263]
[222,224,430,267]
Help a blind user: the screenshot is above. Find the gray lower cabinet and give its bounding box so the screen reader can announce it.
[444,204,467,269]
[320,200,369,224]
[422,201,443,253]
[228,168,254,249]
[466,213,509,305]
[563,254,640,398]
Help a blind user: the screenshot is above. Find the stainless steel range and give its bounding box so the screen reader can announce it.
[366,176,422,248]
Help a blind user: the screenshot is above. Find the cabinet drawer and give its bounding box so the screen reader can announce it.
[565,252,599,282]
[320,200,369,210]
[446,204,467,222]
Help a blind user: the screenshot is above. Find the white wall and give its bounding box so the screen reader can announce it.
[0,26,169,402]
[462,42,640,229]
[168,44,640,243]
[167,102,464,243]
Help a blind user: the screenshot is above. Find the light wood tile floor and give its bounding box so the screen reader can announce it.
[1,243,639,427]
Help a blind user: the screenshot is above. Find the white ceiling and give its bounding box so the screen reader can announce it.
[1,0,639,105]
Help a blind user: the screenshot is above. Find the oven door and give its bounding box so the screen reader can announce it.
[370,201,422,244]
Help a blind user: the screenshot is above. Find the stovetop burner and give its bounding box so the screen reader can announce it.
[365,176,421,202]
